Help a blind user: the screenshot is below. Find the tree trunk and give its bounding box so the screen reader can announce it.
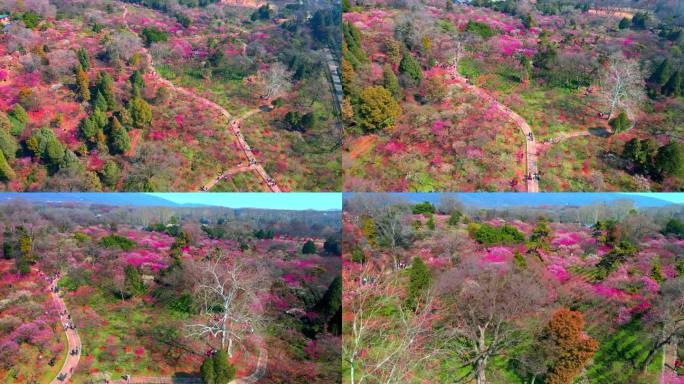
[476,358,487,384]
[476,327,488,384]
[350,358,355,384]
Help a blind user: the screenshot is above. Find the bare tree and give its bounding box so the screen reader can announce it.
[260,62,292,99]
[375,204,412,270]
[344,263,442,384]
[437,194,463,214]
[598,53,646,121]
[642,277,684,370]
[436,262,547,384]
[104,31,143,63]
[7,27,39,53]
[186,249,268,357]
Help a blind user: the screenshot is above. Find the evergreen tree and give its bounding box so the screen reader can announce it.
[80,115,99,142]
[399,53,423,86]
[0,151,15,182]
[382,64,402,100]
[15,253,30,274]
[302,239,317,254]
[101,160,120,189]
[124,264,145,296]
[2,231,12,260]
[655,141,684,179]
[45,138,65,166]
[427,215,435,230]
[662,71,682,97]
[18,228,34,264]
[130,70,145,91]
[0,112,10,133]
[651,263,664,283]
[447,210,462,226]
[314,276,342,321]
[649,58,671,85]
[200,354,216,384]
[108,117,130,155]
[530,217,551,243]
[128,97,153,128]
[618,17,630,29]
[0,128,18,161]
[11,104,28,125]
[93,91,108,112]
[609,111,632,133]
[406,256,431,309]
[96,71,116,110]
[513,250,527,269]
[323,237,341,256]
[76,48,90,70]
[75,64,91,102]
[358,86,401,132]
[623,138,656,174]
[212,350,236,383]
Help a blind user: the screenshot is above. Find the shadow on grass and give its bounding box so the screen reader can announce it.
[588,127,611,137]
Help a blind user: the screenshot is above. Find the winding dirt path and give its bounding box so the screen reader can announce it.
[448,65,539,192]
[121,4,281,192]
[48,275,81,384]
[202,165,252,191]
[541,128,611,145]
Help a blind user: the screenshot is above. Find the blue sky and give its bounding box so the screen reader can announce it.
[629,193,684,204]
[151,193,342,210]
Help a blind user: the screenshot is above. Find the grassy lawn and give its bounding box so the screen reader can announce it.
[68,290,197,382]
[586,320,662,384]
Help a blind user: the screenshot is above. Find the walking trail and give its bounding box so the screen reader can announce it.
[48,274,81,384]
[448,65,539,192]
[541,128,611,145]
[121,4,281,192]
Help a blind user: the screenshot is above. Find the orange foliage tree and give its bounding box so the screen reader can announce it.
[545,308,598,384]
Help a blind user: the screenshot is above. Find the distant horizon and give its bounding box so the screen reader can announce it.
[150,193,342,210]
[343,192,684,208]
[0,193,342,211]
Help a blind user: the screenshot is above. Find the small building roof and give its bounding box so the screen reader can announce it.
[0,15,9,18]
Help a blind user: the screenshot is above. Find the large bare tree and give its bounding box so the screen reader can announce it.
[374,204,412,270]
[186,249,267,357]
[260,62,292,99]
[436,262,547,384]
[343,263,442,384]
[598,53,646,121]
[642,277,684,370]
